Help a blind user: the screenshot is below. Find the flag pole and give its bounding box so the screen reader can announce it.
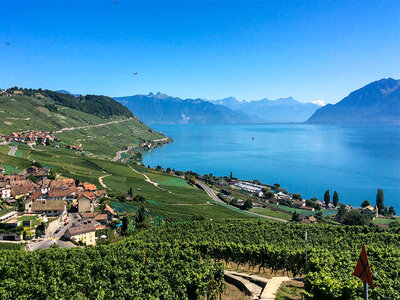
[363,282,368,300]
[305,231,308,271]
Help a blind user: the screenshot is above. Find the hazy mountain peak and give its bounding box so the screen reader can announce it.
[306,78,400,124]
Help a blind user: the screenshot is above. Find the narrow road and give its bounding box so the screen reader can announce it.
[54,117,134,133]
[260,276,291,300]
[99,173,111,188]
[8,145,17,156]
[111,146,134,162]
[196,180,288,222]
[129,166,170,192]
[196,180,225,203]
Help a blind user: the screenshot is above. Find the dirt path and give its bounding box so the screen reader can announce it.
[260,276,290,300]
[129,166,171,193]
[8,145,17,156]
[54,117,134,133]
[99,173,111,189]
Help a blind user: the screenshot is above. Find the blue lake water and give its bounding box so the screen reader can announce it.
[143,124,400,212]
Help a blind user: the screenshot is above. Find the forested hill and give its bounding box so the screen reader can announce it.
[5,87,133,119]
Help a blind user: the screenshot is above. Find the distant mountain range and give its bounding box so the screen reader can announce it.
[210,97,321,123]
[115,93,320,124]
[114,93,257,124]
[306,78,400,124]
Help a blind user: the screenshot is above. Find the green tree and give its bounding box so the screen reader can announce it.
[292,193,302,200]
[324,190,330,206]
[45,138,50,146]
[388,206,396,217]
[361,200,371,208]
[332,191,339,207]
[121,216,129,235]
[243,199,253,210]
[229,171,233,179]
[376,188,387,215]
[291,211,301,222]
[341,210,371,226]
[264,190,274,200]
[135,207,148,229]
[133,195,145,203]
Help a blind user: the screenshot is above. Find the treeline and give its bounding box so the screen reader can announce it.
[6,87,133,118]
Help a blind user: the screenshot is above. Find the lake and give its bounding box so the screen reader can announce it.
[143,124,400,212]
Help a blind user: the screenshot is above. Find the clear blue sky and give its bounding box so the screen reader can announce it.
[0,0,399,103]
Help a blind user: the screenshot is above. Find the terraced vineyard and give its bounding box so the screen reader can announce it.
[0,220,398,299]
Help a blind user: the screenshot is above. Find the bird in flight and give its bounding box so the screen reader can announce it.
[5,42,10,46]
[114,1,118,4]
[133,72,138,76]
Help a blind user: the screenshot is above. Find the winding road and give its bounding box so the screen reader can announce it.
[196,180,288,222]
[54,117,134,133]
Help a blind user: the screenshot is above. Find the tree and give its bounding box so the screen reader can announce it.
[324,190,330,206]
[264,190,274,200]
[388,206,396,217]
[361,200,371,208]
[292,211,301,222]
[121,216,129,235]
[135,207,148,229]
[243,200,253,210]
[292,193,302,200]
[376,188,387,215]
[133,195,145,203]
[45,138,50,146]
[229,171,233,180]
[332,191,339,207]
[341,210,371,226]
[166,167,171,173]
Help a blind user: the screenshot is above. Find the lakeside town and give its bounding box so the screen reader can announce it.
[0,164,112,248]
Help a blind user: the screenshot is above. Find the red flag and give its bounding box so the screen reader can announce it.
[353,244,375,288]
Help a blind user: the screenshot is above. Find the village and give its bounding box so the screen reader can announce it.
[0,164,115,248]
[191,171,382,224]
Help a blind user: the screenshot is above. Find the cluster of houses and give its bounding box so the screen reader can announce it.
[1,131,58,145]
[232,181,264,197]
[0,165,110,243]
[0,89,22,97]
[64,205,116,246]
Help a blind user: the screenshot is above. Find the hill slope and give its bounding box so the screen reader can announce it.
[0,91,166,159]
[115,93,257,124]
[306,78,400,124]
[211,97,321,123]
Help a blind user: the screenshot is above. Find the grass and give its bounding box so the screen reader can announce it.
[18,215,38,221]
[276,280,304,300]
[251,207,292,220]
[0,242,25,251]
[372,217,400,225]
[265,203,338,217]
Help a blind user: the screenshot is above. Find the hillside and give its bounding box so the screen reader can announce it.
[211,97,321,123]
[0,91,167,159]
[115,93,257,124]
[306,78,400,124]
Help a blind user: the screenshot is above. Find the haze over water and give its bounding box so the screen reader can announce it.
[143,124,400,212]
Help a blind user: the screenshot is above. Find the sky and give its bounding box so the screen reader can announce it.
[0,0,399,104]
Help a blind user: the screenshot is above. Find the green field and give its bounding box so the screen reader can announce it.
[251,207,292,220]
[0,143,256,221]
[372,217,400,225]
